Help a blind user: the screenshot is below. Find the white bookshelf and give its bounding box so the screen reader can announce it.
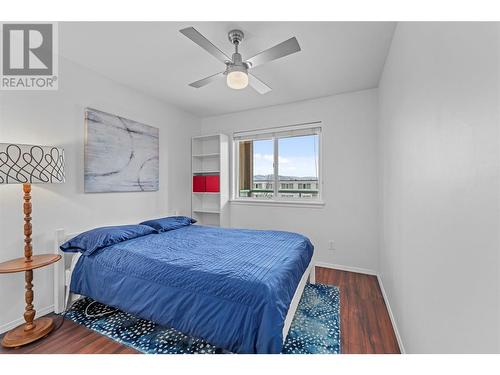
[191,134,229,227]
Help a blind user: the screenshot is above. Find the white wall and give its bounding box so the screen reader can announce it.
[202,89,379,272]
[0,58,200,331]
[378,22,500,353]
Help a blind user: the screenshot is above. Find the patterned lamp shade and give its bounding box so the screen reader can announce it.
[0,143,65,184]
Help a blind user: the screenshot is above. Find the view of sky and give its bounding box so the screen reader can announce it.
[253,135,319,178]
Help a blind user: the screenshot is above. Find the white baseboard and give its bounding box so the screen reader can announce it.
[314,261,405,353]
[376,275,406,354]
[0,305,54,335]
[315,261,377,276]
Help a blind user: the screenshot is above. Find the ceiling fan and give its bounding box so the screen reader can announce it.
[179,27,301,94]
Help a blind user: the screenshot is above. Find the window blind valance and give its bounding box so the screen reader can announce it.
[233,122,322,141]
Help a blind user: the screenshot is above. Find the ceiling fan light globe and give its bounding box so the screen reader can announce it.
[226,71,248,90]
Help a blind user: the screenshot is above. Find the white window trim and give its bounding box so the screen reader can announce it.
[231,122,324,207]
[230,199,325,208]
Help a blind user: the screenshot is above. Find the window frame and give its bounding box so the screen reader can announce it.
[232,123,324,205]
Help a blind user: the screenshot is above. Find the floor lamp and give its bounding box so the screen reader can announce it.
[0,143,65,348]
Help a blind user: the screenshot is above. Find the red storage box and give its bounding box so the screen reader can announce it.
[193,175,206,192]
[205,175,220,192]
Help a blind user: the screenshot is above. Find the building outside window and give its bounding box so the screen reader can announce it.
[234,124,321,202]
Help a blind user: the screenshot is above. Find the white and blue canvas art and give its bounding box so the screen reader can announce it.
[84,108,159,193]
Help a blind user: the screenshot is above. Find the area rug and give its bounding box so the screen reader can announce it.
[64,283,340,354]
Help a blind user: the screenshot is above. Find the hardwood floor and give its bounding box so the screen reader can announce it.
[315,267,400,354]
[0,315,138,354]
[0,267,400,354]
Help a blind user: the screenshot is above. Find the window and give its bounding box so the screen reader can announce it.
[234,124,321,202]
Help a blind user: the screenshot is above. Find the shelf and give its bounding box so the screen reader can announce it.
[191,133,227,227]
[193,170,220,174]
[0,254,61,274]
[192,153,220,158]
[192,209,220,214]
[192,134,220,140]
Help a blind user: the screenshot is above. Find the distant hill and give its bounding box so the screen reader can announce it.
[253,175,318,181]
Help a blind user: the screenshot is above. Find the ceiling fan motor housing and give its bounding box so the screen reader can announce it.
[226,52,246,76]
[225,57,247,75]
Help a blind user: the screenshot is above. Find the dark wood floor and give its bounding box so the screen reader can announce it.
[0,267,400,354]
[315,267,400,353]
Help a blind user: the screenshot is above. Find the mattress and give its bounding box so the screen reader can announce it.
[70,224,314,353]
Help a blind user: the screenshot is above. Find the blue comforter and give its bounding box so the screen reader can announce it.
[70,225,314,353]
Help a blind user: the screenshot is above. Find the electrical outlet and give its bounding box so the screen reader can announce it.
[328,240,335,251]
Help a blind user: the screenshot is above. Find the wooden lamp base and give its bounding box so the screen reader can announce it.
[1,317,55,348]
[0,184,61,349]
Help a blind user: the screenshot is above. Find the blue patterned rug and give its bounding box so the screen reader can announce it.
[64,283,340,354]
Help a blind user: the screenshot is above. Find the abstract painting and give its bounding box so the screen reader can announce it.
[84,108,159,193]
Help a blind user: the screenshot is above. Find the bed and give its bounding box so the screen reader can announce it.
[53,221,315,354]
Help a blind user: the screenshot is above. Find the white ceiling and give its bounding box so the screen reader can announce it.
[60,22,396,117]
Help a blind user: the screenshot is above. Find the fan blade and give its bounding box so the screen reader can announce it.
[246,37,301,68]
[189,71,224,88]
[249,73,272,94]
[180,27,230,63]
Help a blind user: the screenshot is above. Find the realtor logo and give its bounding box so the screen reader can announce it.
[1,23,58,90]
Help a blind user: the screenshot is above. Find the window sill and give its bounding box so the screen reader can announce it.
[230,199,325,208]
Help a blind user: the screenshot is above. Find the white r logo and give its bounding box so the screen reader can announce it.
[9,29,48,69]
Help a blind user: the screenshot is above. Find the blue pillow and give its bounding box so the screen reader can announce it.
[60,224,156,256]
[140,216,196,232]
